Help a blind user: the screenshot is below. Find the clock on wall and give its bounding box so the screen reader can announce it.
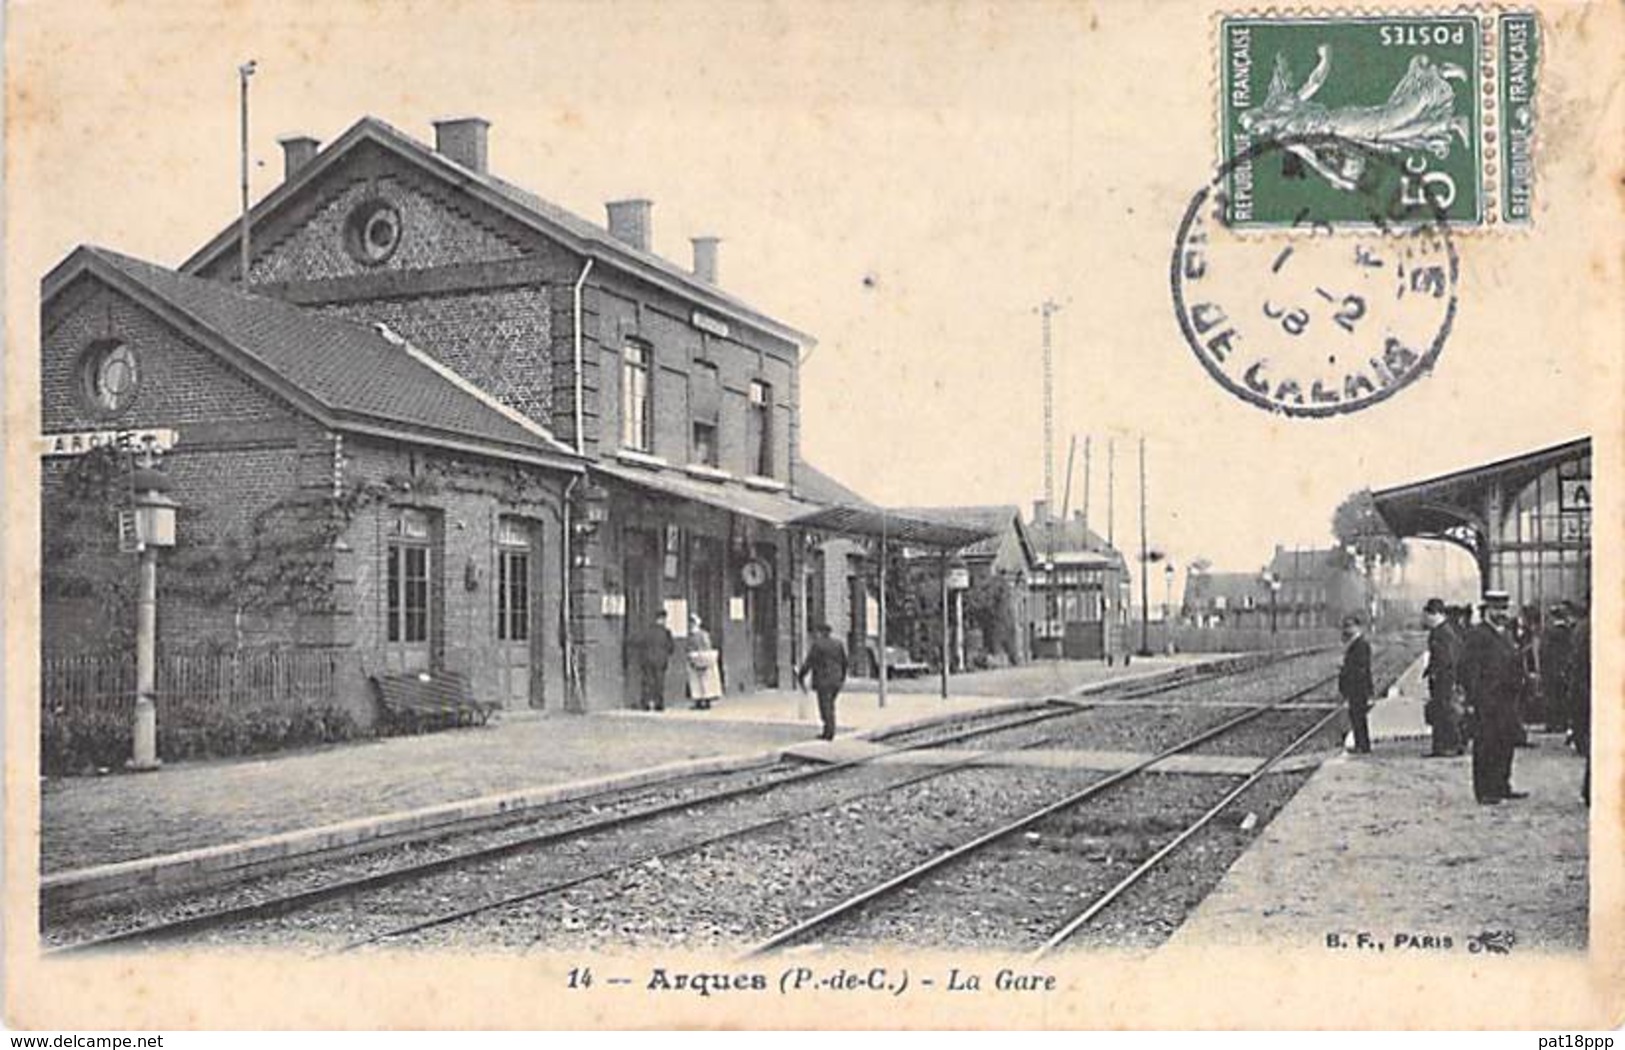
[344,198,403,266]
[740,559,770,589]
[80,340,139,416]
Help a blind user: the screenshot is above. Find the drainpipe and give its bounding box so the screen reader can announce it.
[561,473,580,710]
[563,257,594,713]
[572,258,595,456]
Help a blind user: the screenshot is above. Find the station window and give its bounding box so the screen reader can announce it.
[386,510,432,645]
[690,360,721,467]
[497,519,530,643]
[747,379,773,477]
[622,342,653,452]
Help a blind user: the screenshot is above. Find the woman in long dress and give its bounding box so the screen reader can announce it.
[686,613,722,710]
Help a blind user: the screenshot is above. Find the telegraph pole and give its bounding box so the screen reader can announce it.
[238,59,257,284]
[1138,435,1151,657]
[1081,436,1092,544]
[1107,438,1115,548]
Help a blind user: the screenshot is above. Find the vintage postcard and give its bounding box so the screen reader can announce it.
[5,0,1622,1032]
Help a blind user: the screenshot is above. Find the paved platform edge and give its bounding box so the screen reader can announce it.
[39,651,1272,913]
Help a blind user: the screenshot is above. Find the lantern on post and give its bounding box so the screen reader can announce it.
[127,456,179,771]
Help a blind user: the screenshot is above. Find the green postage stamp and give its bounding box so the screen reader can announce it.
[1219,11,1539,229]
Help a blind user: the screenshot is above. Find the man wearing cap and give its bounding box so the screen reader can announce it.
[1422,598,1464,757]
[797,622,849,741]
[1339,614,1375,754]
[1460,590,1527,804]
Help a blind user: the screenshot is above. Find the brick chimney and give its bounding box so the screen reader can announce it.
[691,236,720,284]
[606,199,652,252]
[278,135,320,180]
[433,117,490,174]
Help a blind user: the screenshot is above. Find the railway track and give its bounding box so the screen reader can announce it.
[738,675,1341,957]
[45,648,1379,956]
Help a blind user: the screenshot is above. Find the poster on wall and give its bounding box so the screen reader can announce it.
[663,597,688,637]
[729,596,746,622]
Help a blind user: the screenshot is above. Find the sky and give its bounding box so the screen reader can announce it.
[9,0,1615,598]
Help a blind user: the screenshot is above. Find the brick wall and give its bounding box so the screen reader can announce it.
[41,278,330,655]
[320,286,553,428]
[337,439,570,711]
[42,282,289,433]
[244,173,524,284]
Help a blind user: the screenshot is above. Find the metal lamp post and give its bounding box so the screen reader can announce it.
[1163,561,1175,653]
[127,456,178,771]
[1261,571,1281,642]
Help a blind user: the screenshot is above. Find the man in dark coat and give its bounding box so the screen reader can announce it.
[635,611,675,711]
[1567,606,1590,805]
[1541,603,1575,733]
[1422,598,1464,756]
[797,622,849,741]
[1460,591,1527,804]
[1339,614,1375,754]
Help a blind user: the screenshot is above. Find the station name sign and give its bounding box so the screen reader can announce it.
[690,310,730,339]
[40,428,179,457]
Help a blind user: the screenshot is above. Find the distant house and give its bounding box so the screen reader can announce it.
[1182,547,1368,630]
[1265,546,1369,628]
[1183,571,1269,628]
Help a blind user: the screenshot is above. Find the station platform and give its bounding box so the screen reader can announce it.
[39,655,1212,885]
[1170,654,1591,953]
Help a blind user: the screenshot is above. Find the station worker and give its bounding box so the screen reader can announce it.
[1421,597,1464,757]
[635,611,675,712]
[797,622,850,742]
[1339,614,1375,755]
[1460,590,1528,804]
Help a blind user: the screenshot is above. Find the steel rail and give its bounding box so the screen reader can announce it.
[340,716,1106,953]
[1030,703,1345,958]
[48,651,1315,956]
[738,672,1339,958]
[45,700,1087,956]
[328,659,1322,951]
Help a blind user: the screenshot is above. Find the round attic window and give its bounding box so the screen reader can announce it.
[345,199,403,266]
[79,340,140,417]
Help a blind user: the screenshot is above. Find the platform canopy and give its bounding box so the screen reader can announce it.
[1370,436,1592,603]
[789,504,995,551]
[1370,437,1590,542]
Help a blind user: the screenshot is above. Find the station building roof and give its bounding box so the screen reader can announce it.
[44,246,584,472]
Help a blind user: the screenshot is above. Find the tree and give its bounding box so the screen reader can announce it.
[1331,489,1409,567]
[1332,488,1409,621]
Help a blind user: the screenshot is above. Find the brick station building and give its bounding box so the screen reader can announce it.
[41,115,981,721]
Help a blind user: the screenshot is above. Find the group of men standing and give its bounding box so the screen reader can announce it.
[1421,591,1591,806]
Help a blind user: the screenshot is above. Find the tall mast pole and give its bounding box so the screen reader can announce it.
[238,59,257,284]
[1038,299,1061,518]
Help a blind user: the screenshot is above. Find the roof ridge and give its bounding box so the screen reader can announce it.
[378,322,577,457]
[178,115,813,348]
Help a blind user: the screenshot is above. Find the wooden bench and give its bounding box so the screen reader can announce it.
[369,670,498,733]
[867,645,931,678]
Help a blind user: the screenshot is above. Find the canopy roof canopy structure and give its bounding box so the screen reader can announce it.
[1370,436,1591,601]
[791,504,995,551]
